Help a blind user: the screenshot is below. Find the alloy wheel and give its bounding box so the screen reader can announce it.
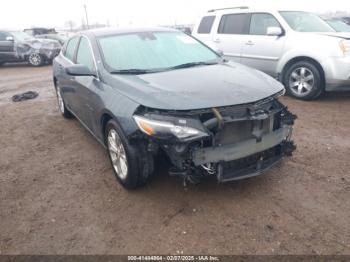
[288,67,315,96]
[108,129,128,180]
[29,53,42,66]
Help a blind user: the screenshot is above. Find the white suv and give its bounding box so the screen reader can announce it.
[192,7,350,100]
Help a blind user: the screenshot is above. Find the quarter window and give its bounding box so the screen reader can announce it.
[64,37,79,61]
[76,37,95,71]
[197,16,216,34]
[218,14,249,34]
[249,13,281,35]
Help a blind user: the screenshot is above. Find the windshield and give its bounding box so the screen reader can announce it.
[280,11,335,32]
[98,31,219,72]
[11,31,34,41]
[326,19,350,32]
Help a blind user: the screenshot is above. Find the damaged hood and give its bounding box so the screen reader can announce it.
[109,62,284,110]
[20,38,61,49]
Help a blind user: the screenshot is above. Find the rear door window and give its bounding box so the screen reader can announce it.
[197,16,216,34]
[218,13,250,34]
[64,37,79,62]
[249,13,281,35]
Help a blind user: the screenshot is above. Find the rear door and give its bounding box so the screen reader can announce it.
[0,32,16,62]
[240,13,286,77]
[211,13,250,62]
[73,36,102,132]
[54,36,80,112]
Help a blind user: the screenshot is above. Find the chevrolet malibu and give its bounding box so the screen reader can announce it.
[53,28,296,189]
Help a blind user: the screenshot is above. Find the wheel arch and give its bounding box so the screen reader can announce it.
[280,56,325,86]
[53,76,58,89]
[100,111,113,144]
[100,110,137,146]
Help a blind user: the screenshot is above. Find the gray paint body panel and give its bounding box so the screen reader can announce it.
[105,62,284,111]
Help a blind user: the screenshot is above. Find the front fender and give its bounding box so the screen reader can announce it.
[98,87,140,139]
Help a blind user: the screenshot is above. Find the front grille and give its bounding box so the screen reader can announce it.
[218,145,282,182]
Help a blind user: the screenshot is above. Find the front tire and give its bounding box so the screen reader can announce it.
[105,120,154,189]
[28,52,44,66]
[283,61,324,100]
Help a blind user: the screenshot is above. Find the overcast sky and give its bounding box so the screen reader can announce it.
[1,0,349,30]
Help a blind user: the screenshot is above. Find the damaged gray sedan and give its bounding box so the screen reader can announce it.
[53,27,296,189]
[0,31,61,66]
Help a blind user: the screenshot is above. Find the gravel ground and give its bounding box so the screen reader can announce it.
[0,64,349,255]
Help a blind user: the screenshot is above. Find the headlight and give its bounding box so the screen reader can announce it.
[339,40,350,55]
[133,115,207,140]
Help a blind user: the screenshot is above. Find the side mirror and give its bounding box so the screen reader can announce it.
[65,64,96,77]
[267,26,283,36]
[6,36,14,42]
[216,49,224,56]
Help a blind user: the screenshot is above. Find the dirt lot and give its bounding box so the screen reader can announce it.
[0,64,349,255]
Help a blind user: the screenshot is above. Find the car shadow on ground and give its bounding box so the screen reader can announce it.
[318,91,350,101]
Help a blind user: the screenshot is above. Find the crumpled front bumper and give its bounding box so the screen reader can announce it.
[135,96,297,184]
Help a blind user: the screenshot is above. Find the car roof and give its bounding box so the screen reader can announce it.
[205,7,306,15]
[81,27,178,37]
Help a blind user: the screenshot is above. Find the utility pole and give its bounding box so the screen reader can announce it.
[84,4,89,29]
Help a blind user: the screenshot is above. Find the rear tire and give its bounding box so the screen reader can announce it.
[105,120,154,189]
[283,61,324,100]
[56,86,72,118]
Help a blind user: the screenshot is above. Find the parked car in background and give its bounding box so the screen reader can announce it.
[341,17,350,25]
[24,27,57,36]
[325,18,350,32]
[0,30,61,66]
[193,7,350,100]
[53,27,296,189]
[36,33,68,46]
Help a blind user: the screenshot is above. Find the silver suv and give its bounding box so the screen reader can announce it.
[193,7,350,100]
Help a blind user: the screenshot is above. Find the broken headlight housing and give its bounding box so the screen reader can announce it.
[133,115,208,140]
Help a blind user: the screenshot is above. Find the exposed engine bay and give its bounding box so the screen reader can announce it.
[132,94,297,183]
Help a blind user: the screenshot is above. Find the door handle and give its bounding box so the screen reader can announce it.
[213,38,221,43]
[245,40,254,46]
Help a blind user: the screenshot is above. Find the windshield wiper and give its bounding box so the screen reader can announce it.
[110,61,220,74]
[110,69,156,75]
[169,61,219,70]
